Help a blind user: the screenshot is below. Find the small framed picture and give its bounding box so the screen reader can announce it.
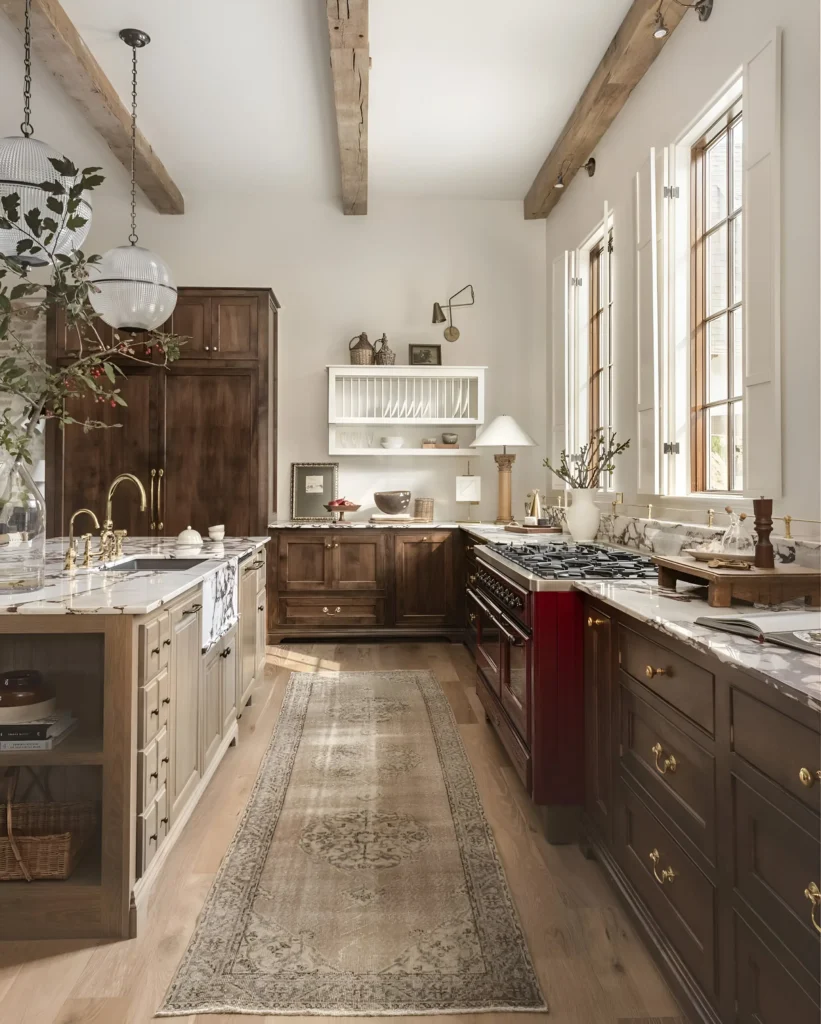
[290,463,338,520]
[409,344,442,366]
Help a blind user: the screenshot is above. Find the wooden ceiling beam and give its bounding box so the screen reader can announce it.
[325,0,369,215]
[524,0,687,220]
[0,0,183,214]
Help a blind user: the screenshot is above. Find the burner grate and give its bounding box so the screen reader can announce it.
[487,541,657,580]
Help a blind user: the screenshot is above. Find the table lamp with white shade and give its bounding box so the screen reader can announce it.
[470,415,536,524]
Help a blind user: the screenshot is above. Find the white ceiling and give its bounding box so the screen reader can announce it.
[52,0,632,201]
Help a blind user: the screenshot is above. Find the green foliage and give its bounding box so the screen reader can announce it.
[0,163,186,466]
[543,428,631,489]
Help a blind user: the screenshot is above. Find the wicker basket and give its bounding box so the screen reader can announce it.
[414,498,434,522]
[0,769,97,881]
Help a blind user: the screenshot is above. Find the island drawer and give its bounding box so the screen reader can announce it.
[734,774,820,981]
[138,670,165,747]
[139,735,160,808]
[731,688,821,814]
[138,799,158,876]
[618,624,715,734]
[140,611,171,683]
[619,683,715,859]
[242,550,266,595]
[616,777,717,1000]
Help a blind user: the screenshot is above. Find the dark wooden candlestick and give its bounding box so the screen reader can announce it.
[753,497,774,569]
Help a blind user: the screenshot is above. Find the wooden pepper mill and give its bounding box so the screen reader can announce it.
[753,497,774,569]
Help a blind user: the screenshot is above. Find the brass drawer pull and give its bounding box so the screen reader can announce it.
[161,756,169,764]
[163,638,171,647]
[162,696,171,705]
[150,770,158,780]
[150,708,159,717]
[183,603,202,616]
[149,833,158,843]
[151,646,160,655]
[258,604,265,611]
[161,816,169,825]
[587,616,606,627]
[246,559,264,571]
[804,882,821,933]
[649,848,676,885]
[651,742,677,775]
[799,767,821,787]
[322,606,342,615]
[646,665,669,679]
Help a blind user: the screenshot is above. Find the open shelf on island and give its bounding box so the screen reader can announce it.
[0,729,104,768]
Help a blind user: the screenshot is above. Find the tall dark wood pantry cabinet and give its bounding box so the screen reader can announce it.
[46,287,278,538]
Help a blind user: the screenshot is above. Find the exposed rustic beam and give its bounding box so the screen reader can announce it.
[524,0,687,220]
[0,0,183,214]
[325,0,368,215]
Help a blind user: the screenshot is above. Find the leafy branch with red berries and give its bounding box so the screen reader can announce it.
[0,158,185,471]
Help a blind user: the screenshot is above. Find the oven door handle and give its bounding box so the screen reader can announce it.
[468,588,522,645]
[499,609,530,645]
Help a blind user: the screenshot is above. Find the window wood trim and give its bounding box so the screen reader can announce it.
[690,103,743,493]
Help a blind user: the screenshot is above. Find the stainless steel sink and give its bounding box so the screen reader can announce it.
[105,558,209,573]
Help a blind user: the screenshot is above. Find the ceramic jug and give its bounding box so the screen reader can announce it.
[349,332,374,365]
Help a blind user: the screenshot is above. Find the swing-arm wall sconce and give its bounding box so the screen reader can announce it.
[431,284,475,341]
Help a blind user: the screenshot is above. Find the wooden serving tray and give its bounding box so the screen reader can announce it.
[504,524,563,534]
[654,553,821,608]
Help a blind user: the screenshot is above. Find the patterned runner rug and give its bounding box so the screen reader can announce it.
[159,669,547,1016]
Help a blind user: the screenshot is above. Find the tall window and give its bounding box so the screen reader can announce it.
[691,101,743,492]
[588,228,613,486]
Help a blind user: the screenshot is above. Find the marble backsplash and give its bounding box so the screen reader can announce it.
[595,513,821,569]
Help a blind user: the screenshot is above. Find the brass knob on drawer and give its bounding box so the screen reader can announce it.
[649,848,676,885]
[652,742,677,775]
[805,882,821,934]
[646,665,669,678]
[161,756,169,764]
[162,697,171,705]
[150,770,158,780]
[335,607,341,614]
[322,606,329,613]
[161,816,169,825]
[799,767,821,787]
[587,616,606,627]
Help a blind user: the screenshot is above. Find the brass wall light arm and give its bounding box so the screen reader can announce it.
[431,284,475,342]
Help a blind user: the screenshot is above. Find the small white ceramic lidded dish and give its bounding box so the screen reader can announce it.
[176,525,203,554]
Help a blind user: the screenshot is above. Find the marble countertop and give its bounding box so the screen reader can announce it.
[575,579,821,711]
[267,520,533,544]
[0,536,268,616]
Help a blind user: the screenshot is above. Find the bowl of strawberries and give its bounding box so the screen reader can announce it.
[324,498,361,523]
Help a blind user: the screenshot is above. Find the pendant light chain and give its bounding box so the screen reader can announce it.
[128,41,139,245]
[21,0,33,137]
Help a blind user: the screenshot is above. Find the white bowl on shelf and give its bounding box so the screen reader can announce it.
[380,436,404,449]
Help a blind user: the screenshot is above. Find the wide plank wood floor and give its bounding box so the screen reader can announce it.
[0,642,686,1024]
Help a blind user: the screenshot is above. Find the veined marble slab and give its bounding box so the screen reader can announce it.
[574,578,821,711]
[0,536,268,619]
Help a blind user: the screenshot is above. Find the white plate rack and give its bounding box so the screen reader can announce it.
[327,365,486,456]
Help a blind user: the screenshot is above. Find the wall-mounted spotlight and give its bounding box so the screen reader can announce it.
[583,157,596,177]
[653,8,669,37]
[554,173,565,190]
[655,0,713,39]
[431,284,475,342]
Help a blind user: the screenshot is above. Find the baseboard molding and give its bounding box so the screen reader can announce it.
[130,722,239,935]
[581,818,721,1024]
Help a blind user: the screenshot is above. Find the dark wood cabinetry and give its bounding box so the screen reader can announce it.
[582,597,821,1024]
[269,528,462,641]
[46,287,278,538]
[394,531,455,627]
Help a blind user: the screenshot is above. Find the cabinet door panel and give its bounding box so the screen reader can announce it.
[394,532,455,626]
[54,370,157,538]
[332,535,387,590]
[162,369,257,537]
[202,648,222,772]
[170,600,201,822]
[278,535,331,590]
[256,587,267,677]
[239,563,257,712]
[584,607,613,839]
[212,295,258,358]
[735,913,818,1024]
[221,629,238,735]
[166,295,211,357]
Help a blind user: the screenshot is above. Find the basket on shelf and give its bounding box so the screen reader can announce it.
[0,768,97,882]
[414,498,434,522]
[348,332,374,365]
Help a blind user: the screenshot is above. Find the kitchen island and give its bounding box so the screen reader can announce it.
[0,536,268,940]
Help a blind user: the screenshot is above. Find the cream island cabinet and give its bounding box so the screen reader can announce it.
[0,537,268,940]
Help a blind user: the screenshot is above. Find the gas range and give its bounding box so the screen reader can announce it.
[476,541,657,592]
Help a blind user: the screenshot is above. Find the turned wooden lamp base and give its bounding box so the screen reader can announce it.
[494,453,516,524]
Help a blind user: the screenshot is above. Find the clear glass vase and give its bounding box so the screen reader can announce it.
[0,458,46,593]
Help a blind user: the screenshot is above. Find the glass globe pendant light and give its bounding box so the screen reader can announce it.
[0,0,92,266]
[90,29,176,332]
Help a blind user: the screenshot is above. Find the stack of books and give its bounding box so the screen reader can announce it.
[0,710,78,751]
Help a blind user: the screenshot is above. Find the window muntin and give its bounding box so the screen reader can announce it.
[588,229,614,487]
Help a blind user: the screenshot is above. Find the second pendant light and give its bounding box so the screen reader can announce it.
[90,29,176,333]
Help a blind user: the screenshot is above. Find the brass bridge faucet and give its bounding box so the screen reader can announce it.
[99,474,147,562]
[64,508,100,571]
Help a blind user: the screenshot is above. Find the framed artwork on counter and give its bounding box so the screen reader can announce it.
[409,344,442,366]
[290,463,339,520]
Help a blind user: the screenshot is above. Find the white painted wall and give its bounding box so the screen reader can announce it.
[1,17,548,526]
[543,0,820,528]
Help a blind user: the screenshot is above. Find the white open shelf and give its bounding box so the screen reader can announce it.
[327,365,486,456]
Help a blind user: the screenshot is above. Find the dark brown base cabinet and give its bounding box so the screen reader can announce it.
[267,529,463,641]
[46,288,278,539]
[582,597,821,1024]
